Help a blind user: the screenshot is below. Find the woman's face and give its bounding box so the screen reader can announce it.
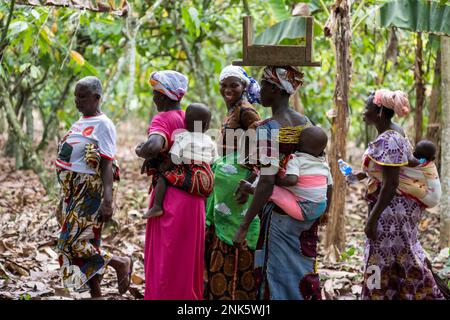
[259,79,275,107]
[153,90,167,112]
[363,98,379,125]
[220,76,245,105]
[74,85,99,116]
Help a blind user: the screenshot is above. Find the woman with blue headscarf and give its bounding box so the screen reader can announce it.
[204,65,261,300]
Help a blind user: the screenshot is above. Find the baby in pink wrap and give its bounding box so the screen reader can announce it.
[239,126,333,221]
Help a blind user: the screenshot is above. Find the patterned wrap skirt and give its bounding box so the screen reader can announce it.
[362,194,445,300]
[255,202,322,300]
[56,169,111,289]
[204,226,256,300]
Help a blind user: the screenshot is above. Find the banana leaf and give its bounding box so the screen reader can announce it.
[254,16,307,45]
[379,0,450,36]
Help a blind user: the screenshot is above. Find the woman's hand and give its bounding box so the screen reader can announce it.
[353,170,368,181]
[98,199,113,223]
[235,191,249,205]
[135,142,145,158]
[233,223,249,248]
[140,158,153,175]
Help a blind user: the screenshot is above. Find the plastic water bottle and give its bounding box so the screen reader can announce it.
[338,159,357,183]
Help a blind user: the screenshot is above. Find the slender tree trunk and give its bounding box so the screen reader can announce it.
[1,94,51,192]
[0,109,5,134]
[324,0,352,258]
[414,32,425,144]
[426,49,441,172]
[439,36,450,248]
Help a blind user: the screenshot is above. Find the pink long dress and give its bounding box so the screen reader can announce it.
[144,109,205,300]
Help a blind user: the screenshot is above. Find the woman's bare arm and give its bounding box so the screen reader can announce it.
[98,158,114,222]
[275,174,297,187]
[135,135,165,159]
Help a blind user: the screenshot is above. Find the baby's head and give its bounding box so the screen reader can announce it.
[298,126,328,157]
[414,140,436,161]
[185,103,211,133]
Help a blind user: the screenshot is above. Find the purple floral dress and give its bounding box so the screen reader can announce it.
[361,130,444,300]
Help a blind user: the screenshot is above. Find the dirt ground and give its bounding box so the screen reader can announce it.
[0,118,449,300]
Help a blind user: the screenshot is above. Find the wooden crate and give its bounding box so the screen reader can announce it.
[233,16,321,67]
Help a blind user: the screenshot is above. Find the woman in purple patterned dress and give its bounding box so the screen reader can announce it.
[360,89,444,300]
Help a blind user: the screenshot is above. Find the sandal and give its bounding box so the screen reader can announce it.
[118,256,133,295]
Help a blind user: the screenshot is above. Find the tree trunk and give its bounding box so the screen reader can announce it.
[439,35,450,248]
[414,32,425,144]
[0,109,5,134]
[426,49,441,172]
[324,0,352,259]
[1,94,52,193]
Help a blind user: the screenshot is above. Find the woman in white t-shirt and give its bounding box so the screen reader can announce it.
[55,76,132,298]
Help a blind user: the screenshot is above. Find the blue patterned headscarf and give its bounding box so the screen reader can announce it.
[219,65,261,104]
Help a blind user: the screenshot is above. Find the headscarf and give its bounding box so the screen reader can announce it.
[373,89,410,117]
[149,70,188,101]
[219,65,260,104]
[262,66,304,95]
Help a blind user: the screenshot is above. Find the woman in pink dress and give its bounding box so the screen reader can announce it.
[135,70,204,299]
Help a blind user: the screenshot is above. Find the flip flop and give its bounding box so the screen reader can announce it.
[118,256,133,295]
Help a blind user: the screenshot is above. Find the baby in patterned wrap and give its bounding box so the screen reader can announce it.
[361,139,441,208]
[239,126,333,221]
[144,103,218,218]
[403,140,441,208]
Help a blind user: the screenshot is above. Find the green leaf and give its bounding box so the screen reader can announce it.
[19,293,31,300]
[30,9,40,20]
[19,63,31,73]
[82,61,99,77]
[379,0,450,36]
[8,21,29,38]
[30,65,41,79]
[22,29,33,53]
[254,16,307,45]
[267,0,290,21]
[188,7,200,31]
[181,6,194,36]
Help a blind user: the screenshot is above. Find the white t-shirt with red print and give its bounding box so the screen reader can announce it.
[56,113,116,174]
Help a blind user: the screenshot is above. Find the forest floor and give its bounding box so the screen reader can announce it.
[0,118,449,300]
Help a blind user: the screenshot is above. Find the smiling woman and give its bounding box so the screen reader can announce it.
[55,76,133,298]
[204,65,261,300]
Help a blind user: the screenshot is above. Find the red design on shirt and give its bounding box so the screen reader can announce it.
[82,126,94,137]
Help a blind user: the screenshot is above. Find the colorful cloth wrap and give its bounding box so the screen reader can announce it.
[373,89,410,117]
[55,169,111,289]
[362,130,442,208]
[149,70,188,101]
[262,66,304,95]
[145,156,214,198]
[219,65,261,104]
